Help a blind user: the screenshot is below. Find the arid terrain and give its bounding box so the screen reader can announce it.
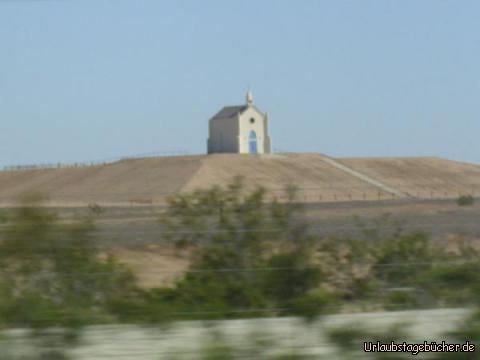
[1,153,479,207]
[1,153,479,288]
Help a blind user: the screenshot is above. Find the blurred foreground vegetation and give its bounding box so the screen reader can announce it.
[0,180,478,358]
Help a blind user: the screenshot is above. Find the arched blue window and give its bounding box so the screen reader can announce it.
[249,130,257,154]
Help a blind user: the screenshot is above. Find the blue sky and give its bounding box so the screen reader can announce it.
[0,0,479,166]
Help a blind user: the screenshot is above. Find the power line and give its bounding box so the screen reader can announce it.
[0,259,473,278]
[0,219,477,237]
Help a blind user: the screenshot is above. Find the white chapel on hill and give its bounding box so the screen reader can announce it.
[207,91,272,154]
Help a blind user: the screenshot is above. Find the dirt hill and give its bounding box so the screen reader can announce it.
[0,153,479,207]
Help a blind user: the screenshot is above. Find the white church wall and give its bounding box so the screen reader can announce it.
[238,107,267,154]
[208,117,239,153]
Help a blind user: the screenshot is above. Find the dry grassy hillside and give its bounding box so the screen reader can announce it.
[0,156,203,206]
[340,157,480,198]
[0,153,479,207]
[181,153,380,198]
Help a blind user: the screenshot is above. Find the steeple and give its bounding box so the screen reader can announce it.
[246,90,253,106]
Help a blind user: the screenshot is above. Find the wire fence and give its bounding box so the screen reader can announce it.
[0,220,478,238]
[0,150,191,172]
[0,188,478,206]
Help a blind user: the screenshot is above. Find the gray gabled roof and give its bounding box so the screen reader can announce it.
[211,105,247,119]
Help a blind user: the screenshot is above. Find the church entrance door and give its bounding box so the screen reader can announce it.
[249,131,257,154]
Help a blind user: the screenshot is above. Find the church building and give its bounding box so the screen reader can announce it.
[207,92,272,154]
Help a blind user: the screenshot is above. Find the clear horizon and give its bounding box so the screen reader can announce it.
[1,0,479,166]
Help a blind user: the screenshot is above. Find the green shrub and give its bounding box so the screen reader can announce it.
[0,196,139,329]
[157,178,325,321]
[457,195,474,206]
[383,289,418,310]
[291,289,336,321]
[417,263,480,307]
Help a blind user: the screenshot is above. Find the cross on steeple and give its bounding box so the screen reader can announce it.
[246,90,253,105]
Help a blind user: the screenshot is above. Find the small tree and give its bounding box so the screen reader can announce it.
[457,195,475,206]
[0,194,138,329]
[158,178,329,319]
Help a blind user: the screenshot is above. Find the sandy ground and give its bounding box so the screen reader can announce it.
[1,153,479,207]
[108,245,191,288]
